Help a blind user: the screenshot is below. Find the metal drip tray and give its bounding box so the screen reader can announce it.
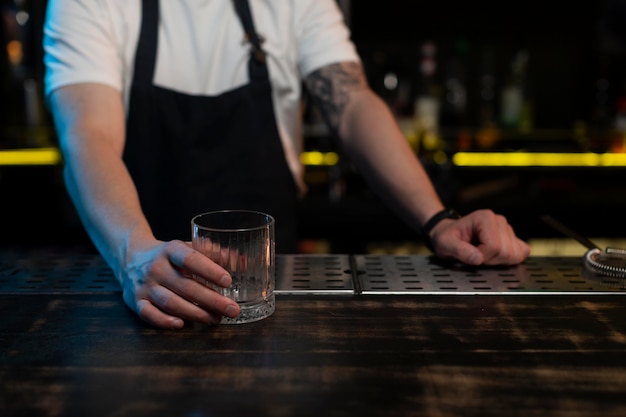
[0,247,119,293]
[275,254,353,295]
[0,250,356,295]
[2,249,626,295]
[353,255,626,295]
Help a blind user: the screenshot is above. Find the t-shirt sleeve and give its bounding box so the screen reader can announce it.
[295,0,361,78]
[43,0,123,102]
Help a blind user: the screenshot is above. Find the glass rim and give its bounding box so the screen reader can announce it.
[191,209,275,233]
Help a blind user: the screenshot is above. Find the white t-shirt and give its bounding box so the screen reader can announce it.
[43,0,360,191]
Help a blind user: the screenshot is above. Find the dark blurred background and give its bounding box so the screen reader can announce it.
[1,0,625,253]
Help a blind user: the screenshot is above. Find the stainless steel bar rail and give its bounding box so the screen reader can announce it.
[1,248,625,295]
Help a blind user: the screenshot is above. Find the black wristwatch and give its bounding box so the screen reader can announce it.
[421,208,461,251]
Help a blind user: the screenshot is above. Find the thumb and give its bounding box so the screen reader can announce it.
[438,238,484,265]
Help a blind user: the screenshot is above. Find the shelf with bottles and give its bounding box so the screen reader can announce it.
[301,122,626,178]
[392,115,626,168]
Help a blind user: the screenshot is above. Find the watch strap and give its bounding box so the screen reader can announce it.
[421,208,461,251]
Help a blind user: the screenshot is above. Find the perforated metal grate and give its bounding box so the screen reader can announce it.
[0,247,118,293]
[275,254,353,295]
[353,255,626,294]
[2,249,625,295]
[0,250,356,295]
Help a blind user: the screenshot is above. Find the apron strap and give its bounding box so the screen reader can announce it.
[233,0,266,63]
[132,0,159,89]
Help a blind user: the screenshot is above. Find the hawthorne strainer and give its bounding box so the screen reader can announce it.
[542,215,626,284]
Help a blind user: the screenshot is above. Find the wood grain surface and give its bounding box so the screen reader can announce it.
[2,294,626,417]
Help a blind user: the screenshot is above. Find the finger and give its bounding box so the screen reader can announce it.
[498,236,531,265]
[167,241,232,288]
[479,221,530,265]
[442,239,484,265]
[123,291,188,330]
[160,273,241,319]
[434,227,484,265]
[146,284,228,325]
[440,213,503,265]
[135,298,185,329]
[475,228,507,265]
[135,299,223,329]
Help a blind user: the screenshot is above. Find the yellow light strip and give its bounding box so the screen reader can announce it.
[0,147,62,166]
[4,148,626,168]
[452,152,626,167]
[300,151,339,166]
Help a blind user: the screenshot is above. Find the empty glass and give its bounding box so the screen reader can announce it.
[191,210,275,324]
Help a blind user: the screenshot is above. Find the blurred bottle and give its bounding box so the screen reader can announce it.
[440,38,469,151]
[364,50,414,118]
[474,46,501,150]
[1,0,50,148]
[500,49,533,133]
[413,40,442,155]
[591,0,626,153]
[611,96,626,152]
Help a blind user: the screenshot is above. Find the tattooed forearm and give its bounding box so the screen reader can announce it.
[304,62,368,137]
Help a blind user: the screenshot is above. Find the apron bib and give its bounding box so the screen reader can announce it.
[123,0,298,253]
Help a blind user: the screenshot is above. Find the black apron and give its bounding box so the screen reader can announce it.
[123,0,298,253]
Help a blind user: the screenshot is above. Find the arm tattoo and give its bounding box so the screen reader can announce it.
[304,62,367,137]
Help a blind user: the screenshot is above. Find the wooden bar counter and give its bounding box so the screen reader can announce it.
[2,248,626,416]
